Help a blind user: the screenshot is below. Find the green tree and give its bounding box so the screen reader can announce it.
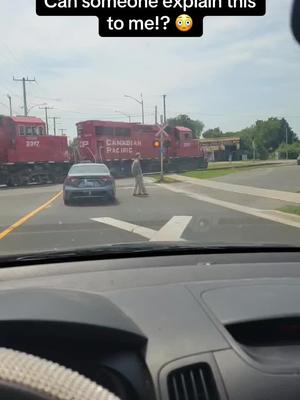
[277,143,300,159]
[69,138,80,161]
[168,114,205,138]
[69,138,78,151]
[224,118,298,160]
[254,118,298,151]
[202,127,223,138]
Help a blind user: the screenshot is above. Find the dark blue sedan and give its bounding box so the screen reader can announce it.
[63,163,116,205]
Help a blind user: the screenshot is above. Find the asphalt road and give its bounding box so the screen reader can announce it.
[214,164,300,192]
[0,172,299,256]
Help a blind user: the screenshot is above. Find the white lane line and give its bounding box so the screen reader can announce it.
[150,216,192,242]
[170,174,300,204]
[159,184,300,229]
[91,217,156,239]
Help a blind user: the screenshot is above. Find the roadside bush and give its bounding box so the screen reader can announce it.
[277,143,300,159]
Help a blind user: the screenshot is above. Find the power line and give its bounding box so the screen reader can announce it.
[29,94,62,102]
[168,110,300,119]
[0,82,21,98]
[0,101,9,110]
[0,41,19,63]
[52,106,155,117]
[0,42,22,71]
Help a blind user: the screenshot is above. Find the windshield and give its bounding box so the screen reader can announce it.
[69,164,110,175]
[0,0,300,257]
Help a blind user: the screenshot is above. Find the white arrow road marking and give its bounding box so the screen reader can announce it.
[91,217,156,239]
[150,216,193,242]
[91,216,192,241]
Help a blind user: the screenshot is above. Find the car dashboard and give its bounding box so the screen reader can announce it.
[0,250,300,399]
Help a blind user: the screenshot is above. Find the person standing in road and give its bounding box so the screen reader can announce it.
[131,153,149,196]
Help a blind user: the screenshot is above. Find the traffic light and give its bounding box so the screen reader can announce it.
[153,140,161,148]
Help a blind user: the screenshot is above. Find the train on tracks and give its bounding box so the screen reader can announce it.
[0,115,70,186]
[75,120,208,176]
[0,116,207,186]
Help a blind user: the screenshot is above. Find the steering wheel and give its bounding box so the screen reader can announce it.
[0,348,120,400]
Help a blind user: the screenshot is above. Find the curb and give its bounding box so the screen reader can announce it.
[207,161,294,171]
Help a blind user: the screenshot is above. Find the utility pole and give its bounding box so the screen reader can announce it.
[51,116,60,136]
[141,93,144,124]
[157,125,168,182]
[59,128,66,135]
[39,106,53,135]
[160,114,163,124]
[155,105,158,125]
[7,95,12,117]
[13,76,36,116]
[285,124,288,160]
[162,94,167,124]
[252,139,256,161]
[160,129,164,182]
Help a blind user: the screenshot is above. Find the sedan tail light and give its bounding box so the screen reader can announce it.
[64,177,80,186]
[100,176,113,182]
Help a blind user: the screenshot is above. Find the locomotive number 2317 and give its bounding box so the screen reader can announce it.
[26,141,40,148]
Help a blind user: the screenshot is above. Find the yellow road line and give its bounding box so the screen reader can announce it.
[0,191,62,240]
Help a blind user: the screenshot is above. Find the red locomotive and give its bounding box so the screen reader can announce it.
[0,115,70,186]
[75,120,207,176]
[0,116,207,186]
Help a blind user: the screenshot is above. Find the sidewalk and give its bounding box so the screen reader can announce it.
[170,174,300,204]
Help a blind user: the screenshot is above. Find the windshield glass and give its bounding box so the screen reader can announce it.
[0,0,299,257]
[69,164,110,175]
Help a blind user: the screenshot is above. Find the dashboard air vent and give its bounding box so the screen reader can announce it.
[167,363,220,400]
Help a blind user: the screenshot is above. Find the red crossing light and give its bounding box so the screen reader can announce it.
[153,140,161,148]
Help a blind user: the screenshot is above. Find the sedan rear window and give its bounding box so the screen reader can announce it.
[70,164,109,175]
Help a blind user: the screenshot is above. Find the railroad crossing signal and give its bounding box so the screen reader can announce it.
[155,124,168,182]
[155,124,169,139]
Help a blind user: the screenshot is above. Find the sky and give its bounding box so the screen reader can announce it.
[0,0,299,138]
